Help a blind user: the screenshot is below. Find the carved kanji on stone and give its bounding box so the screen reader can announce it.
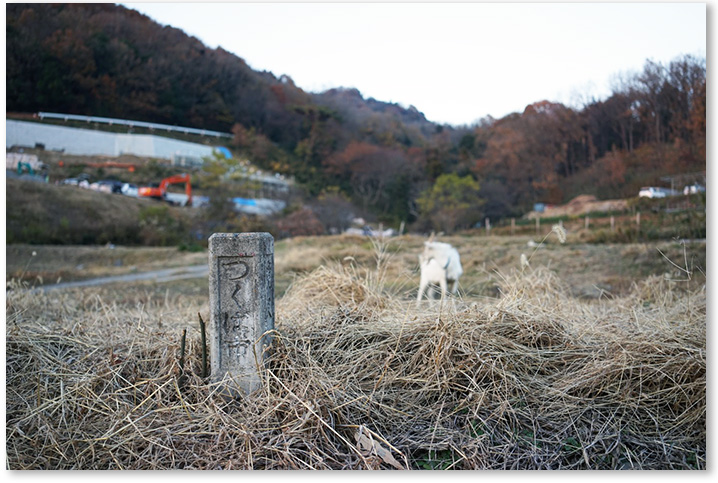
[209,233,274,396]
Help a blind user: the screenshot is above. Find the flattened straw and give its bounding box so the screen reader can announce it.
[266,369,371,467]
[172,378,194,421]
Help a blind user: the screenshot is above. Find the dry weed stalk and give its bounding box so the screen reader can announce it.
[6,252,705,469]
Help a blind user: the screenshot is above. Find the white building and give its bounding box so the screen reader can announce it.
[6,120,215,161]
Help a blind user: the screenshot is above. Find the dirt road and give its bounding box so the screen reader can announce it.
[36,264,208,291]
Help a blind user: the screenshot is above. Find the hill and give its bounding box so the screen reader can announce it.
[5,4,437,149]
[6,177,193,246]
[6,3,706,232]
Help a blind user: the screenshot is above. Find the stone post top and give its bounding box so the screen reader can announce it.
[209,233,274,256]
[209,232,274,242]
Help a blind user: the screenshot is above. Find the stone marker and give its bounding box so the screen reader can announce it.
[208,233,274,396]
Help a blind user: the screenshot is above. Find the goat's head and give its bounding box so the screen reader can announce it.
[421,241,452,270]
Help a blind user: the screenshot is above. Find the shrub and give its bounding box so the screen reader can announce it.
[138,205,188,246]
[273,207,325,239]
[416,173,483,233]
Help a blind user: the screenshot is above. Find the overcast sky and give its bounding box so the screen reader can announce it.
[123,2,707,126]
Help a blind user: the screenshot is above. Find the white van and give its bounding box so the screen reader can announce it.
[639,187,667,198]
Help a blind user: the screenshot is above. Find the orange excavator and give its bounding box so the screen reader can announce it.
[138,173,192,206]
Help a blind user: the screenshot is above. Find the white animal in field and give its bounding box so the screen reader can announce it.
[417,240,463,305]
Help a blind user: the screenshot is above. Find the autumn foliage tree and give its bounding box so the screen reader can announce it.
[324,141,421,223]
[468,55,705,217]
[273,208,325,239]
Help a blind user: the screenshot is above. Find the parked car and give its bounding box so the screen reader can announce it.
[90,180,123,194]
[683,184,705,195]
[121,183,139,197]
[639,187,667,198]
[62,177,90,188]
[61,177,81,186]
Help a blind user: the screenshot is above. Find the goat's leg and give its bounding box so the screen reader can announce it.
[439,278,448,302]
[417,279,428,306]
[450,280,459,295]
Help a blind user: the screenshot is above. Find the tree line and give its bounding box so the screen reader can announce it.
[7,3,705,234]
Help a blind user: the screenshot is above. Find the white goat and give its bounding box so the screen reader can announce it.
[417,240,463,305]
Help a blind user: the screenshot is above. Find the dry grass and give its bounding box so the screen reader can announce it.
[5,241,706,470]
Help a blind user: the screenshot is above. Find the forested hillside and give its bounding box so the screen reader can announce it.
[6,3,706,232]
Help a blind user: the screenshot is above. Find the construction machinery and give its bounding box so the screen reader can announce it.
[138,173,193,206]
[17,161,36,175]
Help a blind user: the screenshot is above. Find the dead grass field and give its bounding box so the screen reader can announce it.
[8,231,706,297]
[5,233,706,469]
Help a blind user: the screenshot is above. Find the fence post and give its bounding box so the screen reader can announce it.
[511,218,515,236]
[535,217,540,236]
[485,217,491,236]
[610,216,615,232]
[585,216,589,229]
[208,233,275,397]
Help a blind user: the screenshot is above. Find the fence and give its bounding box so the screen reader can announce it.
[38,112,232,139]
[485,213,645,236]
[480,205,705,242]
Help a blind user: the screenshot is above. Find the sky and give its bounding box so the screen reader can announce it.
[124,2,703,126]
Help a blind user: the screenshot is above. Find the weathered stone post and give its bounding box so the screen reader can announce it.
[208,233,274,397]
